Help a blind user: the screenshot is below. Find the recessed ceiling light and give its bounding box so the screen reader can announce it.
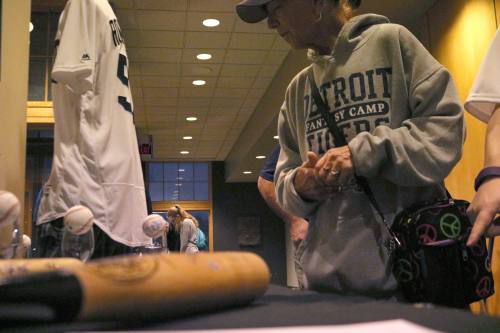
[192,79,206,86]
[196,53,212,60]
[183,136,193,140]
[186,117,198,122]
[180,151,190,155]
[203,18,220,27]
[273,136,279,140]
[29,22,34,32]
[243,171,252,174]
[179,169,185,172]
[256,155,266,159]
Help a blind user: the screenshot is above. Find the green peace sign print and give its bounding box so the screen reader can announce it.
[439,213,462,238]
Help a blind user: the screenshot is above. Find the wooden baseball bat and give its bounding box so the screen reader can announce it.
[0,258,84,279]
[0,224,13,258]
[0,252,270,322]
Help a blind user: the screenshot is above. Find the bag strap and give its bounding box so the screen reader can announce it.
[307,69,401,248]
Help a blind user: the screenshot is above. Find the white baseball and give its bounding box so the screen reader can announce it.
[22,234,31,249]
[13,234,32,258]
[142,214,168,238]
[64,205,94,235]
[0,191,20,229]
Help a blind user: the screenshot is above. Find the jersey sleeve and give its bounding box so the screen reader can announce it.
[52,0,95,94]
[465,29,500,123]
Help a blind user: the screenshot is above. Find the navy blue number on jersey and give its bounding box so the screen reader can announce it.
[110,19,133,114]
[117,53,132,113]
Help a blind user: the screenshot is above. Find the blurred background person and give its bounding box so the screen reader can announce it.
[167,205,199,253]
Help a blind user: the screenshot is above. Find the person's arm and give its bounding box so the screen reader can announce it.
[275,101,330,218]
[258,176,292,222]
[467,105,500,245]
[484,105,500,166]
[258,176,308,241]
[348,27,464,186]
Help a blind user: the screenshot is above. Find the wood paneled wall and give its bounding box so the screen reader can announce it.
[497,0,500,24]
[0,0,31,225]
[423,0,499,315]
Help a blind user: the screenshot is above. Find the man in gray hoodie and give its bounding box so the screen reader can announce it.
[236,0,464,298]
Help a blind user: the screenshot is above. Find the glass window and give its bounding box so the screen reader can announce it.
[178,163,193,182]
[30,13,49,56]
[194,182,209,201]
[48,57,55,100]
[147,162,209,202]
[164,163,178,182]
[39,130,54,138]
[179,182,194,200]
[148,163,163,182]
[149,182,163,202]
[28,59,46,101]
[27,130,38,139]
[48,12,59,56]
[194,163,208,181]
[164,182,178,201]
[28,10,61,103]
[25,156,35,184]
[41,156,53,180]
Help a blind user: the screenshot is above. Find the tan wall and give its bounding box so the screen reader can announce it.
[497,0,500,23]
[424,0,499,314]
[0,0,31,229]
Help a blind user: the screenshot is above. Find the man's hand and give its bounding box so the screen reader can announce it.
[288,216,309,242]
[294,152,332,201]
[467,177,500,246]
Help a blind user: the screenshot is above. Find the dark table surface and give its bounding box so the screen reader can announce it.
[2,285,500,332]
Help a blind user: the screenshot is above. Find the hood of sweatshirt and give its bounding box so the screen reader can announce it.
[308,14,390,65]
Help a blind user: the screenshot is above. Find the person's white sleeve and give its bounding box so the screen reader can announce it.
[465,29,500,123]
[52,0,95,94]
[275,104,320,219]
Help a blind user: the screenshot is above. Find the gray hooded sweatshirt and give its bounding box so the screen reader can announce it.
[275,14,465,298]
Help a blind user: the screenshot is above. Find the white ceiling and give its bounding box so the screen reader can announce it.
[32,0,438,181]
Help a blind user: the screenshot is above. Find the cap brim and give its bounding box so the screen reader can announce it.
[236,0,270,23]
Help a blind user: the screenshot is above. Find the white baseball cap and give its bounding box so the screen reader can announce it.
[236,0,273,23]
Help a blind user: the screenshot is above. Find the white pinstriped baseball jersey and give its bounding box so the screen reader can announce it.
[38,0,149,247]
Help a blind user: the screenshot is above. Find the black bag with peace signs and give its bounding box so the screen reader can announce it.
[391,198,494,308]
